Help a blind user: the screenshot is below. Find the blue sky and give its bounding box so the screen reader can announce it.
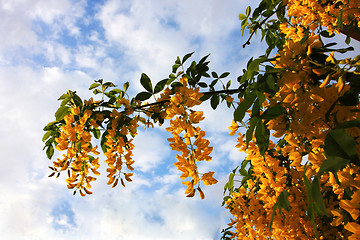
[0,0,263,239]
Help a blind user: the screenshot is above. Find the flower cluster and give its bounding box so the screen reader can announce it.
[104,107,138,188]
[165,77,217,199]
[285,0,360,36]
[53,106,100,196]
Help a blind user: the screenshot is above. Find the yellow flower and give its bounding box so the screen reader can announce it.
[228,120,239,136]
[64,114,75,124]
[71,106,80,115]
[201,171,218,186]
[345,222,360,235]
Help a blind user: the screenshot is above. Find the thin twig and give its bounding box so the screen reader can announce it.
[243,4,287,48]
[132,86,247,110]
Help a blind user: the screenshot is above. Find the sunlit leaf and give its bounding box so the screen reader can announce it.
[89,82,100,90]
[55,106,70,121]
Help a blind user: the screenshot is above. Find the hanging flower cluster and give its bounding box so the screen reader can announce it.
[103,109,138,188]
[53,103,101,196]
[165,77,217,199]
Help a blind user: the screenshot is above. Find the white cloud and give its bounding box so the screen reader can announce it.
[0,0,264,239]
[96,0,258,93]
[132,129,171,172]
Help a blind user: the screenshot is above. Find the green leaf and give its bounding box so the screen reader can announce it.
[255,91,265,104]
[72,93,83,107]
[42,131,52,142]
[320,31,335,38]
[95,79,103,84]
[103,82,116,88]
[226,80,231,89]
[93,89,102,95]
[92,128,101,139]
[60,97,71,106]
[175,56,181,65]
[211,72,219,78]
[318,155,350,175]
[262,9,273,17]
[172,63,181,73]
[199,93,212,102]
[140,73,153,93]
[123,82,129,91]
[220,72,230,78]
[246,6,251,17]
[210,94,220,110]
[198,82,207,88]
[135,91,153,101]
[303,165,320,239]
[55,106,70,121]
[255,119,269,155]
[89,82,100,90]
[109,88,124,94]
[58,93,70,100]
[241,58,266,83]
[335,118,360,129]
[278,190,290,211]
[337,9,343,29]
[100,131,108,153]
[239,168,248,176]
[239,13,247,20]
[167,75,176,85]
[344,35,349,44]
[261,105,286,119]
[246,116,260,147]
[171,82,183,88]
[210,79,218,88]
[199,54,210,65]
[324,128,357,160]
[154,79,168,94]
[270,190,290,231]
[46,144,54,159]
[239,159,250,176]
[43,121,58,131]
[339,88,359,106]
[311,176,328,216]
[182,52,194,64]
[228,173,235,192]
[234,91,256,122]
[251,98,260,117]
[300,28,309,45]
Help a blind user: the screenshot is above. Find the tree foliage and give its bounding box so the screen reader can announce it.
[43,0,360,239]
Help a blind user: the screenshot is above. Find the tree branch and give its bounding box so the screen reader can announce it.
[243,4,287,48]
[133,86,247,111]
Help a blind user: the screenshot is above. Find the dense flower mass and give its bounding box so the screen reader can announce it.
[285,0,360,35]
[224,0,360,238]
[225,39,360,238]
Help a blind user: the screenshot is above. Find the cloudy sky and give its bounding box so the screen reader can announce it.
[0,0,267,239]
